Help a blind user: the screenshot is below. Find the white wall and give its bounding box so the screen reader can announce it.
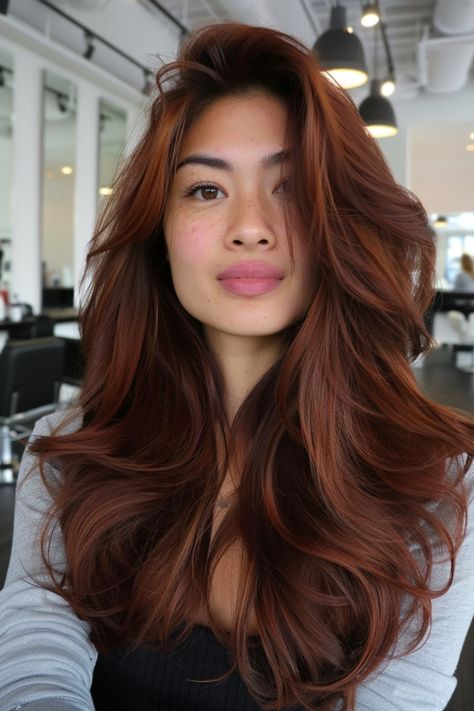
[8,0,181,90]
[0,134,13,241]
[0,10,179,311]
[374,79,474,202]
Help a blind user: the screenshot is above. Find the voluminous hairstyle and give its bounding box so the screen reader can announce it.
[30,21,474,711]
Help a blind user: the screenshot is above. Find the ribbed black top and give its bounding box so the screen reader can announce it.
[91,624,302,710]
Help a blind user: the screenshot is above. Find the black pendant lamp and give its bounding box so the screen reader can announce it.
[313,4,369,89]
[359,79,398,137]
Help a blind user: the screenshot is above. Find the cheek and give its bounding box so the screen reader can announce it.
[169,218,214,265]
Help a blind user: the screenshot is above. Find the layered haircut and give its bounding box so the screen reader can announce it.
[30,21,474,711]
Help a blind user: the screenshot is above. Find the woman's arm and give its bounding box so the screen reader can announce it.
[0,412,97,711]
[355,459,474,711]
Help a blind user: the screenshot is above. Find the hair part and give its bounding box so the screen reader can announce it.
[29,21,474,711]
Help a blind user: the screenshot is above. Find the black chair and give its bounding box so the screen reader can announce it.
[60,337,85,387]
[31,315,54,338]
[5,315,54,339]
[0,337,65,484]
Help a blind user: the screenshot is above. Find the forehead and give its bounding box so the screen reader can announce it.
[178,92,290,157]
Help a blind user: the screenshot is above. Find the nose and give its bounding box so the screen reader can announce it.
[226,190,278,249]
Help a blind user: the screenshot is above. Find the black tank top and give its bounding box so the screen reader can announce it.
[91,624,303,710]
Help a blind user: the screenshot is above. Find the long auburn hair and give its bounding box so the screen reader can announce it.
[29,21,474,711]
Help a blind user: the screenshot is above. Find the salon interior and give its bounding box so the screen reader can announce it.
[0,1,473,708]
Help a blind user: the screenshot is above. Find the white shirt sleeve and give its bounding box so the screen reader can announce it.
[0,412,97,711]
[355,458,474,711]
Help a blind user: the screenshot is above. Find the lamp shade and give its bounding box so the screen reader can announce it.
[314,6,369,89]
[361,2,380,27]
[359,79,398,138]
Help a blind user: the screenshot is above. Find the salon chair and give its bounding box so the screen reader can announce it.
[60,336,85,387]
[7,315,54,339]
[0,337,65,484]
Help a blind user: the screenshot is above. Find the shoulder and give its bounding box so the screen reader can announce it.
[16,407,83,500]
[454,273,473,289]
[32,406,83,438]
[449,452,474,506]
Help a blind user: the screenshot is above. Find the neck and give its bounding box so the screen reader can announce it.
[204,329,284,424]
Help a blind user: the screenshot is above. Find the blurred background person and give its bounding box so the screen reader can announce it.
[454,254,474,291]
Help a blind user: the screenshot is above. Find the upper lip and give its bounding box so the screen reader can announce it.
[217,261,285,280]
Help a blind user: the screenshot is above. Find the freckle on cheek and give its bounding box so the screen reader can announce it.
[180,225,212,261]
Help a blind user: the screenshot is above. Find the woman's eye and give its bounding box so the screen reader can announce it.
[275,179,291,194]
[185,184,225,201]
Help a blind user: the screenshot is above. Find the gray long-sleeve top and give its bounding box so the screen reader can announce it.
[1,411,474,711]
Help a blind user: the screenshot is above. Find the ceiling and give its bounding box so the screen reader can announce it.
[152,0,474,96]
[158,0,436,78]
[3,0,474,99]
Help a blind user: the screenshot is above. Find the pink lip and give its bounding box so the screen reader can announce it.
[219,277,281,296]
[217,260,284,280]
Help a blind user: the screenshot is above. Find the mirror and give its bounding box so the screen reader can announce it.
[97,98,128,211]
[41,70,77,308]
[0,48,14,300]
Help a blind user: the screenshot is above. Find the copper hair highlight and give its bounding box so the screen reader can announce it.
[29,22,474,711]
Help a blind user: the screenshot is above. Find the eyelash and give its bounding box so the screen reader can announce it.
[183,182,224,200]
[183,179,290,200]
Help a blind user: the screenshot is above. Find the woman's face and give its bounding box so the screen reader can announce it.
[163,91,314,345]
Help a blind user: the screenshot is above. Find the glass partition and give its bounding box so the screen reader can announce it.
[97,98,127,211]
[0,48,14,301]
[41,70,77,308]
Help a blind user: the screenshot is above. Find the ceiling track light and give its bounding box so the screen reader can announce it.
[56,92,69,113]
[0,64,13,89]
[83,30,95,60]
[142,69,155,97]
[99,113,109,133]
[313,4,369,89]
[361,1,380,28]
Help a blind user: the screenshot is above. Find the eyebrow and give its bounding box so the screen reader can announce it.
[176,149,290,171]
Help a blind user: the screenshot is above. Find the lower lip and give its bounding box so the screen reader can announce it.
[218,277,282,296]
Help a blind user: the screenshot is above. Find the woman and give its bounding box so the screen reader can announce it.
[454,253,474,291]
[1,22,473,711]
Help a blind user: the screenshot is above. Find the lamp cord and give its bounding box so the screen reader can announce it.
[373,17,379,80]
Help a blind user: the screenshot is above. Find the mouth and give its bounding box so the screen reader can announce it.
[218,276,282,296]
[217,261,285,281]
